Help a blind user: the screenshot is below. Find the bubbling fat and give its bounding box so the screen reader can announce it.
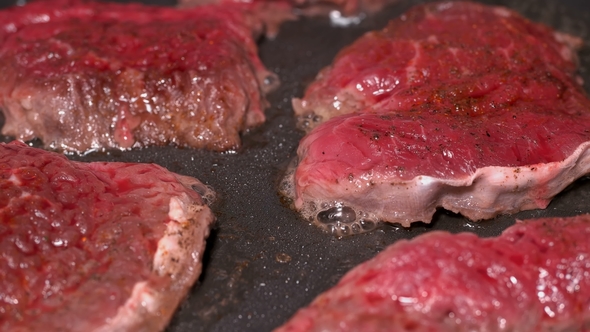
[174,174,216,206]
[294,109,323,132]
[279,158,380,236]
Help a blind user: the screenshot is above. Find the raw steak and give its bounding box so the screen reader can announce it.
[275,215,590,331]
[292,1,583,125]
[282,1,590,234]
[0,141,215,331]
[0,0,278,154]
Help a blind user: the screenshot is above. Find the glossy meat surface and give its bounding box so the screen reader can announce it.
[0,0,277,153]
[293,1,583,123]
[0,141,215,331]
[284,1,590,232]
[276,215,590,331]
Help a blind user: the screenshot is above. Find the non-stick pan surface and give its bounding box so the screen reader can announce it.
[1,0,590,331]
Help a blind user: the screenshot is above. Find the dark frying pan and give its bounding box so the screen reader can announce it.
[1,0,589,331]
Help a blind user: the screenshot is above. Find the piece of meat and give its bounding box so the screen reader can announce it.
[275,215,590,331]
[0,0,278,154]
[0,140,215,332]
[281,1,590,234]
[178,0,297,38]
[178,0,396,27]
[293,1,583,125]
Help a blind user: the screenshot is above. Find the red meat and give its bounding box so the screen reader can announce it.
[0,0,278,153]
[283,1,590,234]
[276,215,590,331]
[0,141,215,331]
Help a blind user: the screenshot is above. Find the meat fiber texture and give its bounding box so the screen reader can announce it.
[0,141,216,332]
[283,1,590,234]
[275,215,590,331]
[0,0,278,154]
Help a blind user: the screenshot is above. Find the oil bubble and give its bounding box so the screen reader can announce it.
[278,161,382,237]
[360,219,377,232]
[304,201,318,214]
[317,206,356,224]
[339,224,351,236]
[326,224,336,234]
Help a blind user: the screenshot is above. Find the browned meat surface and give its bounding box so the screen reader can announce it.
[0,0,278,154]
